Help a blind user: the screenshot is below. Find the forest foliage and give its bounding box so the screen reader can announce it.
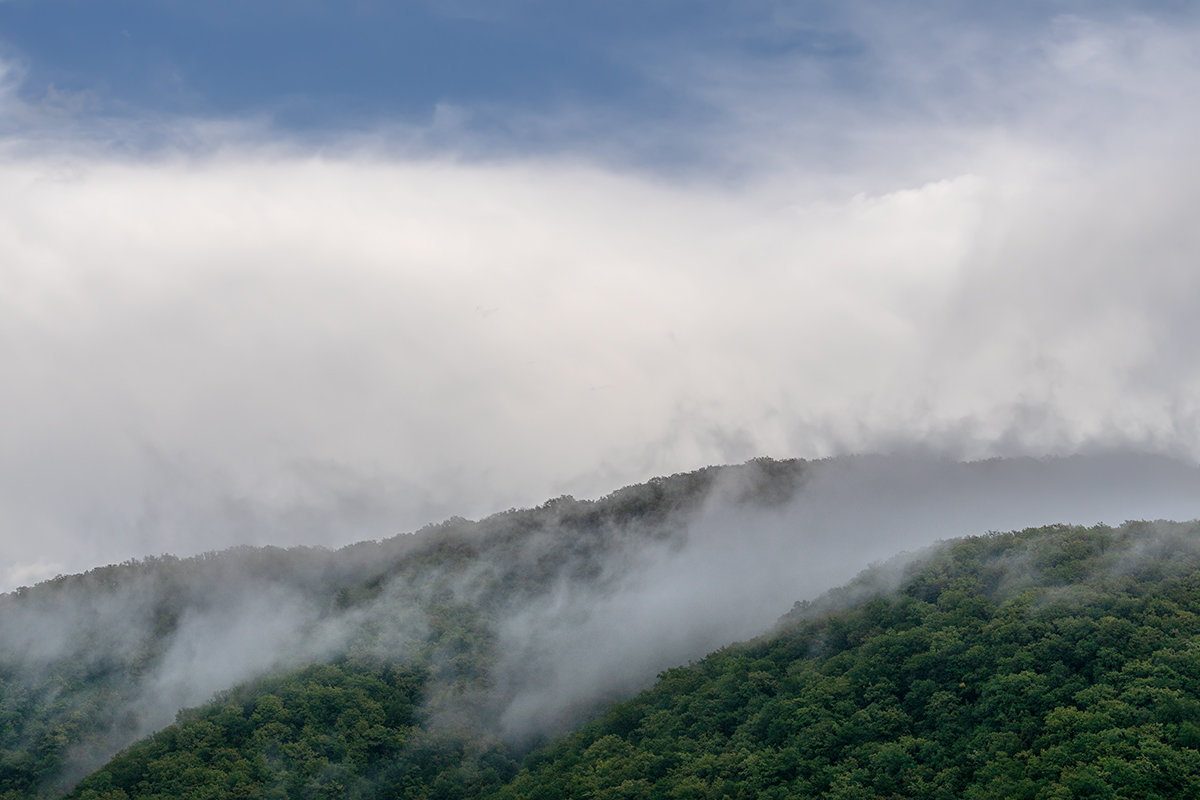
[47,519,1200,799]
[497,521,1200,799]
[1,459,795,798]
[4,458,1200,798]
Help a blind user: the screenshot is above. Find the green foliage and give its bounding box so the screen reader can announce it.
[65,660,518,800]
[5,467,1200,800]
[494,522,1200,800]
[3,459,762,797]
[66,661,411,799]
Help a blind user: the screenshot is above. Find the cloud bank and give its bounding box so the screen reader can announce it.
[1,7,1199,587]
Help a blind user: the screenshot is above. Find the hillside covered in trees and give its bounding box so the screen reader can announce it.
[2,454,1200,798]
[501,520,1200,799]
[67,520,1200,799]
[1,459,792,798]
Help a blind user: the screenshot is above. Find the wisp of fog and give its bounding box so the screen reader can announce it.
[5,451,1197,787]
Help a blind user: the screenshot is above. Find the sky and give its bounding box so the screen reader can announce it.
[2,0,1200,589]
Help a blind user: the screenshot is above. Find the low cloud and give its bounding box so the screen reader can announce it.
[492,453,1200,741]
[6,452,1197,787]
[1,8,1199,583]
[2,137,1198,583]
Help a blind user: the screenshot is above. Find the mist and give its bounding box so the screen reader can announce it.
[7,452,1195,789]
[3,4,1200,791]
[489,452,1200,740]
[3,7,1200,589]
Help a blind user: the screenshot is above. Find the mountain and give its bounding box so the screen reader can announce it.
[497,520,1200,799]
[2,453,1199,798]
[63,520,1200,799]
[0,459,779,798]
[65,522,1200,796]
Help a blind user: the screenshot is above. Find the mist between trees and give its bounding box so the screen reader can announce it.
[2,452,1198,795]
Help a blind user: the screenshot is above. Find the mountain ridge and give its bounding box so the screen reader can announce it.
[3,452,1199,797]
[61,519,1200,799]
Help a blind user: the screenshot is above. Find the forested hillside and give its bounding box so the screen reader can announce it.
[66,520,1200,800]
[67,661,520,800]
[0,459,796,798]
[3,455,1200,798]
[499,520,1200,799]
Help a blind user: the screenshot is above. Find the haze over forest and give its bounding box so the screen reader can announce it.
[3,454,1199,798]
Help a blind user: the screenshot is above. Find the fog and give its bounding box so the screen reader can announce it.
[2,8,1200,589]
[490,452,1200,740]
[6,452,1196,789]
[3,4,1200,788]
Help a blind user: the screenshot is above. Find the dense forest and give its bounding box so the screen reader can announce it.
[1,459,792,798]
[3,456,1200,798]
[499,520,1200,799]
[65,520,1200,800]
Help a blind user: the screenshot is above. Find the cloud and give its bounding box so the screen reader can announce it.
[1,561,65,593]
[2,140,1197,584]
[492,452,1200,741]
[1,7,1199,585]
[8,452,1195,784]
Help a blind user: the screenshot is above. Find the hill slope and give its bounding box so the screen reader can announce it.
[68,520,1200,799]
[0,459,789,798]
[496,520,1200,799]
[3,453,1199,797]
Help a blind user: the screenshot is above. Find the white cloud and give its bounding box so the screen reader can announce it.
[0,138,1196,586]
[1,8,1199,587]
[2,560,64,589]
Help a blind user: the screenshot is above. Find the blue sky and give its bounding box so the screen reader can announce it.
[0,0,787,154]
[3,1,1186,158]
[1,2,1199,587]
[2,1,689,125]
[0,2,828,120]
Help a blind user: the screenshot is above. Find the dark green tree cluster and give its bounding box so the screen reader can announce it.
[4,460,785,797]
[0,642,139,799]
[496,522,1200,799]
[48,520,1200,799]
[7,459,1200,799]
[67,661,422,800]
[66,659,518,800]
